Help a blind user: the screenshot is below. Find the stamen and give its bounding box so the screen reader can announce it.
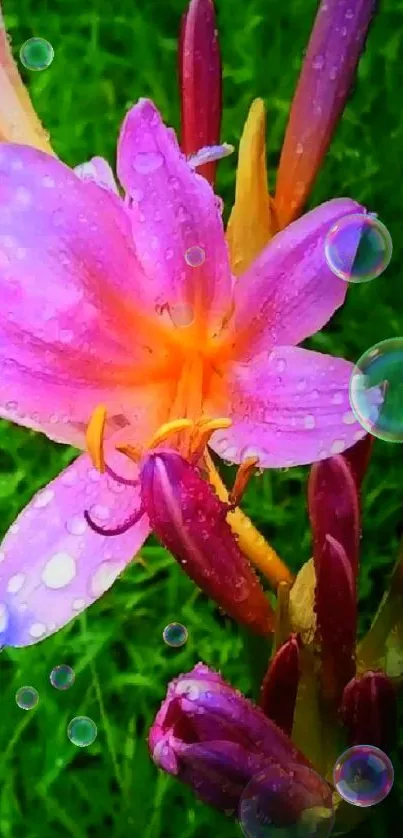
[147,418,193,449]
[84,507,145,537]
[187,143,234,169]
[86,404,107,472]
[116,443,143,464]
[229,457,259,506]
[105,464,139,487]
[190,417,232,463]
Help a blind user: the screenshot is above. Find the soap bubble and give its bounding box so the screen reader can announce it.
[50,664,75,690]
[19,37,54,71]
[15,686,39,710]
[349,338,403,442]
[162,622,188,648]
[67,716,97,747]
[325,214,392,283]
[185,246,205,267]
[333,745,394,807]
[239,763,334,837]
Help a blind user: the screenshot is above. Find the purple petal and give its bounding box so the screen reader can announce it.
[208,346,366,468]
[229,199,365,360]
[74,156,119,194]
[116,99,232,334]
[0,452,150,647]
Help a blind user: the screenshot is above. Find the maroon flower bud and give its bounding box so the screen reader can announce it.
[340,670,397,752]
[178,0,222,184]
[260,634,301,736]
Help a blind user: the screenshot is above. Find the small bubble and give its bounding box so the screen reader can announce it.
[349,338,403,442]
[325,214,392,283]
[163,622,188,648]
[16,686,39,710]
[333,745,394,807]
[50,664,75,690]
[67,716,97,747]
[19,37,54,71]
[239,763,334,837]
[185,246,205,268]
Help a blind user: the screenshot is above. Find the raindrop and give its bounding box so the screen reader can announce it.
[132,151,164,175]
[185,246,205,268]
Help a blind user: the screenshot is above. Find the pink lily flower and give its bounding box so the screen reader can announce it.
[0,98,367,646]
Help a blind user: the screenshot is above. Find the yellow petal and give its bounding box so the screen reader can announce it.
[226,99,275,276]
[0,7,54,152]
[288,557,317,648]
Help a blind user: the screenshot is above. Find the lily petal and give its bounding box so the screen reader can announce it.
[0,5,54,152]
[116,99,232,333]
[0,452,150,647]
[140,449,273,635]
[209,346,365,468]
[179,0,222,184]
[275,0,377,227]
[0,143,170,444]
[308,452,360,580]
[226,99,274,275]
[230,199,365,359]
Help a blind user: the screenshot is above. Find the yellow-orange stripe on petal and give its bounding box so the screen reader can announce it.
[0,5,54,152]
[226,99,275,276]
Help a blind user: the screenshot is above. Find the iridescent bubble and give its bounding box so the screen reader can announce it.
[349,338,403,442]
[325,214,392,283]
[184,246,205,267]
[162,622,188,648]
[50,664,75,691]
[67,716,97,747]
[15,685,39,710]
[239,763,334,837]
[19,37,54,71]
[333,745,394,807]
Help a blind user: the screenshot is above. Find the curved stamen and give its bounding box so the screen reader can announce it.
[84,507,145,537]
[105,463,139,487]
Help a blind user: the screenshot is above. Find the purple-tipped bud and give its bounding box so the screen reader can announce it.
[260,634,301,736]
[342,434,373,490]
[340,671,397,752]
[179,0,222,184]
[149,663,331,814]
[140,450,273,635]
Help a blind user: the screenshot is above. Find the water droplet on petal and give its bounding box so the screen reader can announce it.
[312,54,325,71]
[132,151,164,175]
[333,745,394,807]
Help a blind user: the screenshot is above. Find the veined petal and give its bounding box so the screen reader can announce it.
[230,199,365,358]
[275,0,377,227]
[0,5,54,152]
[0,142,171,444]
[179,0,222,184]
[340,671,397,752]
[260,634,301,736]
[117,100,232,334]
[226,99,274,276]
[0,452,150,647]
[315,534,356,703]
[208,346,366,468]
[140,449,273,635]
[308,452,360,580]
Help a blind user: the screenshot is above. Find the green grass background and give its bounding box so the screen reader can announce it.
[1,0,403,835]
